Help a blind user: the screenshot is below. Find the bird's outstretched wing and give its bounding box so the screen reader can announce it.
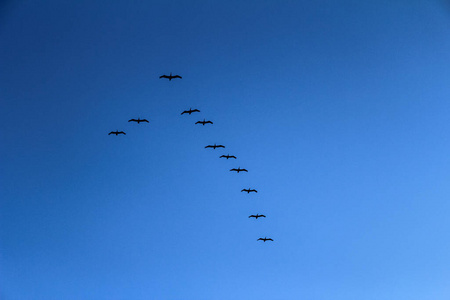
[267,238,273,241]
[119,131,126,135]
[181,111,188,115]
[260,215,266,218]
[205,145,213,148]
[220,155,226,158]
[242,169,248,172]
[230,155,237,159]
[249,215,256,218]
[251,189,258,193]
[128,119,137,122]
[195,121,202,124]
[173,75,182,79]
[159,75,169,79]
[241,189,247,192]
[141,119,149,123]
[108,132,114,135]
[217,145,225,148]
[205,121,213,124]
[257,238,264,241]
[230,168,238,172]
[192,109,200,113]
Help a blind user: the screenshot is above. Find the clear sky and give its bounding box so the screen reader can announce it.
[2,0,450,299]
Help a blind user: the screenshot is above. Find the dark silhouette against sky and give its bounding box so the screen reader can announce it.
[2,0,450,299]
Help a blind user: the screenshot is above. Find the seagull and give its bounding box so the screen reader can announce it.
[230,167,248,173]
[128,118,149,124]
[108,131,126,135]
[220,154,237,159]
[249,214,266,219]
[205,144,225,149]
[195,119,213,126]
[241,188,257,193]
[181,108,200,115]
[159,72,182,81]
[257,237,273,242]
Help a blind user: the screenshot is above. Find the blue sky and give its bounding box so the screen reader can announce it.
[2,0,450,299]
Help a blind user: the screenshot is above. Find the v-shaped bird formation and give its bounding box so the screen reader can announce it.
[108,72,273,243]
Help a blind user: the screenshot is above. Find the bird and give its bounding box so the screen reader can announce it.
[159,72,182,81]
[108,131,126,135]
[220,154,237,159]
[249,214,266,219]
[195,119,213,126]
[257,237,273,242]
[128,118,149,124]
[205,144,225,149]
[230,167,248,173]
[241,188,257,193]
[181,108,200,115]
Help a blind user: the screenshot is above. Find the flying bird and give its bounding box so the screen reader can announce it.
[205,144,225,149]
[195,119,213,126]
[128,118,149,124]
[257,237,273,242]
[181,108,200,115]
[159,72,182,81]
[230,167,248,173]
[249,214,266,219]
[108,131,126,135]
[220,154,237,159]
[241,188,257,193]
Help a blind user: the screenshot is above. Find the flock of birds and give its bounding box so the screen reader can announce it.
[108,73,273,243]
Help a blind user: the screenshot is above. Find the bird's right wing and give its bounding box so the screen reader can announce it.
[159,75,168,78]
[128,119,136,122]
[173,75,182,78]
[181,111,187,115]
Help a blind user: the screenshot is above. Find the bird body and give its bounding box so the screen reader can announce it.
[195,119,213,126]
[159,72,182,81]
[249,214,266,219]
[205,144,225,149]
[108,131,126,135]
[230,167,248,173]
[181,108,200,115]
[257,237,273,242]
[128,118,149,124]
[220,154,237,159]
[241,188,257,193]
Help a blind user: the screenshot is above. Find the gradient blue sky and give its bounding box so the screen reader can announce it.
[2,1,450,299]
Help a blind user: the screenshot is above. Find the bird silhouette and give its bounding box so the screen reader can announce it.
[249,214,266,219]
[230,167,248,173]
[128,118,149,124]
[220,154,237,159]
[159,72,182,81]
[257,237,273,242]
[108,131,126,135]
[241,188,257,193]
[195,119,213,125]
[205,144,225,149]
[181,108,200,115]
